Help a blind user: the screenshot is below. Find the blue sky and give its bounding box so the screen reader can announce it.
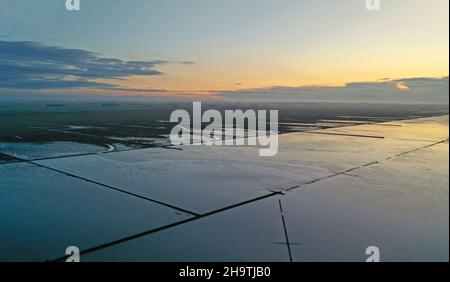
[0,0,448,100]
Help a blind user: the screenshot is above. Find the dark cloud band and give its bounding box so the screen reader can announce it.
[217,77,449,104]
[0,41,167,90]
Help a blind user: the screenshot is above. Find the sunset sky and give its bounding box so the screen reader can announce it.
[0,0,448,97]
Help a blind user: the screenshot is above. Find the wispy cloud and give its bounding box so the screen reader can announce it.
[0,41,168,90]
[180,61,195,65]
[395,81,410,92]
